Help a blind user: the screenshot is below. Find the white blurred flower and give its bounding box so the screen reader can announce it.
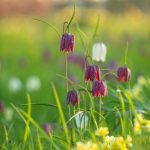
[8,77,22,93]
[92,43,107,62]
[4,107,14,122]
[26,76,41,92]
[75,111,88,129]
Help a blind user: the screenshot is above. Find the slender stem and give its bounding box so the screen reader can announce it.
[84,84,88,130]
[65,53,71,122]
[63,21,69,33]
[84,96,86,130]
[102,71,117,79]
[65,53,69,92]
[99,96,102,125]
[125,41,128,65]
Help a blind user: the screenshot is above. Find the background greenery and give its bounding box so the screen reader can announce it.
[0,3,150,149]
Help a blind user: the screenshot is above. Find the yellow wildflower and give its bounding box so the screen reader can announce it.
[125,135,132,148]
[101,143,110,150]
[74,141,99,150]
[95,127,109,138]
[134,120,141,135]
[146,123,150,132]
[105,136,115,143]
[137,114,144,123]
[75,142,86,150]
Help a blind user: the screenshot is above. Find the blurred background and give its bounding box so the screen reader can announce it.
[0,0,150,141]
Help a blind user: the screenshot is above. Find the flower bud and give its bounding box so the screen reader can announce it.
[117,66,131,82]
[84,65,100,84]
[67,90,79,106]
[60,33,75,52]
[92,80,108,97]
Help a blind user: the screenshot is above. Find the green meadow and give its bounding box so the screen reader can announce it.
[0,7,150,149]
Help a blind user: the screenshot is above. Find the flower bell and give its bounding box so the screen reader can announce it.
[92,43,107,62]
[92,80,108,97]
[84,65,100,84]
[67,90,79,106]
[60,33,75,52]
[117,66,131,82]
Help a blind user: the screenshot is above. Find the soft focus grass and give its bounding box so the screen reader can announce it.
[0,7,150,149]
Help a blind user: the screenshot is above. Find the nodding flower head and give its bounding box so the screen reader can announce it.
[117,66,131,82]
[84,65,100,84]
[92,80,108,97]
[60,33,75,53]
[67,90,79,106]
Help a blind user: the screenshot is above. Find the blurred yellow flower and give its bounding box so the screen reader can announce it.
[134,113,150,134]
[134,120,141,135]
[95,127,109,137]
[101,143,110,150]
[74,127,133,150]
[105,136,115,143]
[103,135,132,150]
[137,114,144,123]
[74,141,99,150]
[125,135,132,148]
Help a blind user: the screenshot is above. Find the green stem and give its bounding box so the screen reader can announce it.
[125,41,128,65]
[65,53,69,92]
[102,72,118,79]
[99,96,102,125]
[84,95,86,130]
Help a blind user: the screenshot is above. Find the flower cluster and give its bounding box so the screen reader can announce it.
[134,113,150,135]
[60,27,131,106]
[74,141,99,150]
[85,64,108,98]
[74,127,132,150]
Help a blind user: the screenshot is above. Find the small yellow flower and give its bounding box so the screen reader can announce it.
[74,141,99,150]
[95,127,109,137]
[134,120,141,135]
[86,141,99,150]
[125,135,132,148]
[101,143,110,150]
[105,136,115,143]
[75,142,86,150]
[137,114,144,123]
[111,136,130,150]
[146,123,150,132]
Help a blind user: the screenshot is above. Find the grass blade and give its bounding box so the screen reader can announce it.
[51,82,71,149]
[33,18,60,37]
[23,95,31,147]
